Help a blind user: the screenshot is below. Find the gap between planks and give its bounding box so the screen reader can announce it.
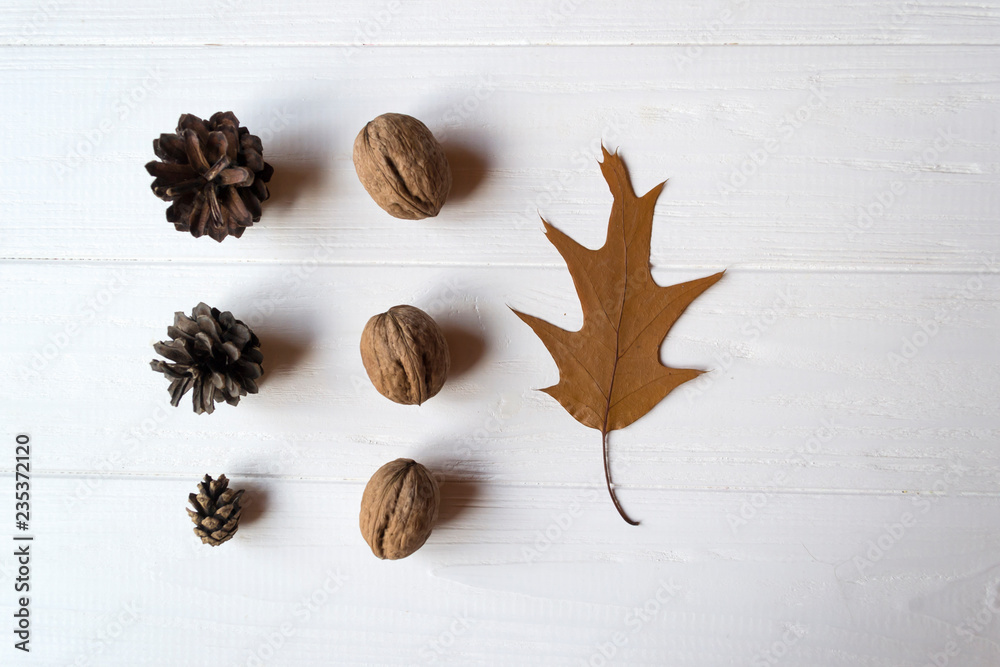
[2,257,997,276]
[3,42,1000,48]
[2,471,999,498]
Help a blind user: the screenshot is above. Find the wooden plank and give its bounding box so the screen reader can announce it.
[2,262,996,499]
[0,46,997,271]
[14,474,1000,665]
[2,0,1000,46]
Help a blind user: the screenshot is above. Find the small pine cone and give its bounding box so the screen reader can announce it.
[145,112,274,242]
[150,303,264,415]
[187,474,244,546]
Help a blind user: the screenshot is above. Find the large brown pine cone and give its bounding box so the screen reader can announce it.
[150,303,263,415]
[145,112,273,242]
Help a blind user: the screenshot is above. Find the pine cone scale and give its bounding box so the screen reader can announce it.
[234,359,262,381]
[220,341,240,361]
[153,341,191,364]
[219,167,251,187]
[181,130,209,171]
[146,158,192,175]
[241,190,262,219]
[154,133,187,161]
[171,379,192,407]
[190,199,211,238]
[226,193,252,228]
[203,155,230,182]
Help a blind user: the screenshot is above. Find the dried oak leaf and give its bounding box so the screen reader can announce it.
[512,147,724,525]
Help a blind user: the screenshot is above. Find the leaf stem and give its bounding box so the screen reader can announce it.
[602,430,639,526]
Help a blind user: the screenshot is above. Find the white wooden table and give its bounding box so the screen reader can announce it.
[2,2,999,665]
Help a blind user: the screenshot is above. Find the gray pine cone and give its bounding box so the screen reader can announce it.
[150,303,263,415]
[187,474,244,546]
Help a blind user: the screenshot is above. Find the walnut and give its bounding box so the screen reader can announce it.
[360,305,450,405]
[352,113,452,220]
[359,458,440,560]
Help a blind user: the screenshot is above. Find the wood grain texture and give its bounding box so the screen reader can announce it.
[2,0,1000,45]
[1,4,999,666]
[10,475,1000,665]
[3,263,997,493]
[0,46,997,271]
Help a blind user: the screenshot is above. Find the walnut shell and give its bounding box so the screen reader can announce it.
[359,458,440,560]
[360,305,450,405]
[352,113,452,220]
